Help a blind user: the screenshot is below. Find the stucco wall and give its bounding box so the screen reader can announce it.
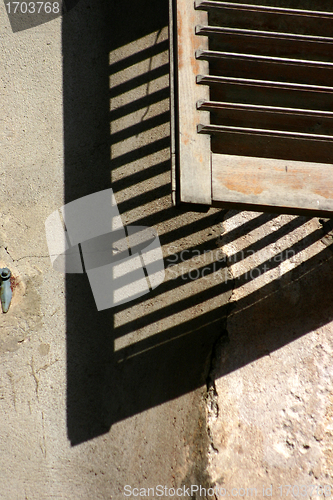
[1,0,229,497]
[2,0,333,498]
[207,212,333,497]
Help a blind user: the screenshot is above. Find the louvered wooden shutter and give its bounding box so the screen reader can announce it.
[170,0,333,215]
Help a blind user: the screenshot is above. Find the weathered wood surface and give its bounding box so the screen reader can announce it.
[212,153,333,212]
[172,0,211,205]
[169,0,176,205]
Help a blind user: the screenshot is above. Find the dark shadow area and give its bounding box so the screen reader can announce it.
[206,1,333,165]
[63,0,333,446]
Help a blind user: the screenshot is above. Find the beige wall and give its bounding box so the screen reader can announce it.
[1,0,333,498]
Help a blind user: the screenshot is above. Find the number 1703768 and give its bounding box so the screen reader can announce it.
[5,2,60,14]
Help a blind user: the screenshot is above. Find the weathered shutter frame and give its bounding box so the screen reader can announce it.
[169,0,212,207]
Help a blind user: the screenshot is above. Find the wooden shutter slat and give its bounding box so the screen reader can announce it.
[196,50,333,69]
[195,1,333,19]
[197,101,333,118]
[196,75,333,94]
[198,124,333,142]
[195,26,333,44]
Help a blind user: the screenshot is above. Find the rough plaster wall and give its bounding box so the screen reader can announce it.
[0,0,232,497]
[3,0,333,497]
[0,3,67,496]
[207,212,333,496]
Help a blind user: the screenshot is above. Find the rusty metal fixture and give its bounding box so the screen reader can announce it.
[0,268,12,313]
